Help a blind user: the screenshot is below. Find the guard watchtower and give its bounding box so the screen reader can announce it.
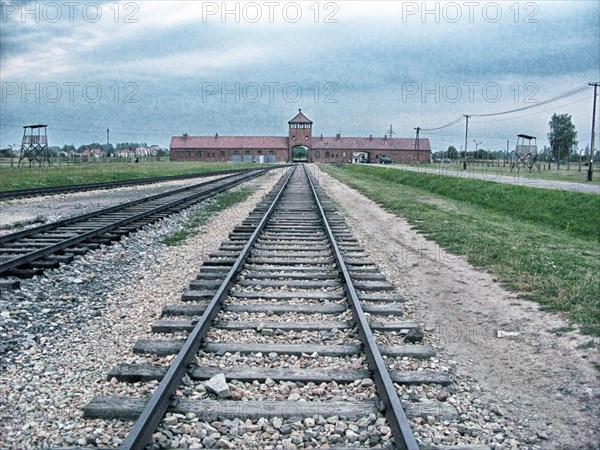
[288,109,313,162]
[19,125,51,167]
[511,133,540,173]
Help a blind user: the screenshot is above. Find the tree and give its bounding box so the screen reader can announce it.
[548,113,578,169]
[447,145,458,160]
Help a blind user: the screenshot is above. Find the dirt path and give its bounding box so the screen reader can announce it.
[373,164,600,195]
[315,165,600,449]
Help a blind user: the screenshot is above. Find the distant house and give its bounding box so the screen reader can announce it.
[116,148,136,157]
[115,147,157,157]
[81,148,103,159]
[136,146,156,157]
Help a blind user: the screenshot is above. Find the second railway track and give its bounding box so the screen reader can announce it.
[81,164,462,450]
[0,167,257,201]
[0,168,271,288]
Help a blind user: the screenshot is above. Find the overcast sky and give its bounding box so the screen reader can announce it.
[1,1,599,153]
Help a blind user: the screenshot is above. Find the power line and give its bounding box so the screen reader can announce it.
[420,116,464,132]
[416,84,590,132]
[470,84,589,118]
[482,94,593,122]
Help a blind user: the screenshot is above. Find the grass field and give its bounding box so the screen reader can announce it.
[322,164,600,335]
[162,188,253,246]
[0,160,259,191]
[401,162,600,185]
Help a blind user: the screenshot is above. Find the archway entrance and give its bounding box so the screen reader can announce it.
[292,145,309,162]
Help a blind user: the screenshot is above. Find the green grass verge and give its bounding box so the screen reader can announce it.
[162,188,253,246]
[0,161,260,191]
[321,164,600,335]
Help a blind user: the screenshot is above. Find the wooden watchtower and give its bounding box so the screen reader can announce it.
[19,125,51,167]
[511,134,540,173]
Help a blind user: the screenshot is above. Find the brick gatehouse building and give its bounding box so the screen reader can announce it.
[170,110,431,164]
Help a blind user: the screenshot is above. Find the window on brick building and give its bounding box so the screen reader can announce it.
[315,151,320,158]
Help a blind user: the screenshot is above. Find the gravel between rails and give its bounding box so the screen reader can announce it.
[218,311,354,321]
[193,352,370,371]
[151,412,395,449]
[205,328,360,345]
[0,174,229,236]
[0,169,286,449]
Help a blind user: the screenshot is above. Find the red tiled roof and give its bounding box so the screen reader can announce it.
[288,109,313,124]
[82,148,103,156]
[312,137,430,151]
[170,135,288,150]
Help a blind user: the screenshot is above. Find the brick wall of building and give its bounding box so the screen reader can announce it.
[170,148,289,162]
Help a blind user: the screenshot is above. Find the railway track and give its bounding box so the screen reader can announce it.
[83,164,460,449]
[0,168,270,289]
[0,167,257,201]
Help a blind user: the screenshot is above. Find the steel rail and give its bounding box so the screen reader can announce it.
[0,169,268,246]
[0,169,269,275]
[303,164,420,450]
[0,167,257,201]
[119,165,297,450]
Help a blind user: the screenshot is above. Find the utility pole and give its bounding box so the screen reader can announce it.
[107,128,110,157]
[463,115,470,170]
[588,82,598,181]
[505,139,508,167]
[414,127,420,163]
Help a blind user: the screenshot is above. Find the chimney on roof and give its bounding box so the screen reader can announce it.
[183,133,188,140]
[215,132,218,138]
[320,133,323,139]
[369,134,372,141]
[336,133,340,141]
[384,134,387,140]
